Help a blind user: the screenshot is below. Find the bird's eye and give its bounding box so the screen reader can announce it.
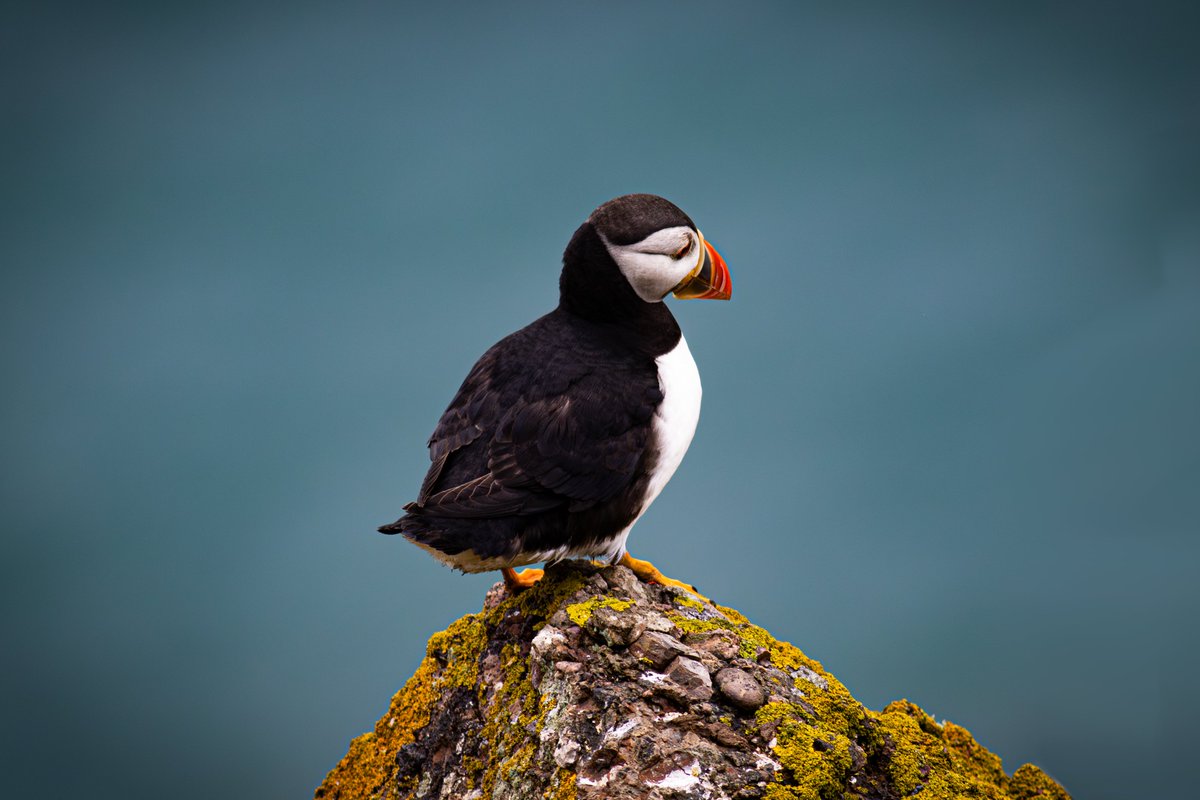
[670,238,692,260]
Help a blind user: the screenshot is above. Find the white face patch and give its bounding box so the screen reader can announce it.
[599,225,703,302]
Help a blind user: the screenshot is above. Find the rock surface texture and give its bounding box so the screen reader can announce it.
[316,563,1070,800]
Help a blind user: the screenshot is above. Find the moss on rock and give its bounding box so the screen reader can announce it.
[316,563,1070,800]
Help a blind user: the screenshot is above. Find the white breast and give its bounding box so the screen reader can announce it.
[558,335,703,566]
[644,335,702,509]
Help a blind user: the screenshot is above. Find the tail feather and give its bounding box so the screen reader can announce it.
[379,507,573,571]
[378,502,422,535]
[378,513,471,558]
[378,518,406,535]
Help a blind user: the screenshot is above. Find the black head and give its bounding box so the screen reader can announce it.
[559,194,710,326]
[588,194,696,246]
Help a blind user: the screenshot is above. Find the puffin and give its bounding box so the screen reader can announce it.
[380,194,731,597]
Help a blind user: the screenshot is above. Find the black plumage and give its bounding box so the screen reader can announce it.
[380,194,708,573]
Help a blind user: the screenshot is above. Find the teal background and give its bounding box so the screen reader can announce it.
[3,2,1198,797]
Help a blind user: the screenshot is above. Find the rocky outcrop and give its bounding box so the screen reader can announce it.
[316,562,1069,800]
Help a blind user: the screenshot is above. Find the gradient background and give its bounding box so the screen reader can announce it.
[3,2,1198,797]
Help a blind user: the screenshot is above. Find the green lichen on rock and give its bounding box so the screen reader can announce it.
[316,563,1070,800]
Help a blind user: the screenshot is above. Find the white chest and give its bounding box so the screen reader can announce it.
[645,335,702,508]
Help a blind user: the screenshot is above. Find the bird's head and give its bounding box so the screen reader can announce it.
[560,194,731,319]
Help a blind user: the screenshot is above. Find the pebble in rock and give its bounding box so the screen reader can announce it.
[715,667,767,711]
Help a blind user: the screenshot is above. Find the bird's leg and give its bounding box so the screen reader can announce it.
[502,566,544,591]
[617,553,710,603]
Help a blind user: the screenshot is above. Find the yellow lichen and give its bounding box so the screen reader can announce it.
[565,596,632,626]
[944,719,1006,786]
[755,665,872,799]
[863,699,1037,799]
[545,768,578,800]
[315,655,444,799]
[425,612,488,687]
[874,700,941,795]
[1009,763,1071,800]
[757,702,854,800]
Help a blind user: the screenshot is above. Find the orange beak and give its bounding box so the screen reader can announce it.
[671,233,732,300]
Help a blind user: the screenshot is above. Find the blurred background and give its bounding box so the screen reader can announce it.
[3,1,1197,797]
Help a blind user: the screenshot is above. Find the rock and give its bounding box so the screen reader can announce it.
[665,656,714,702]
[553,738,580,767]
[601,564,649,602]
[714,667,766,711]
[686,628,741,660]
[642,611,681,636]
[588,604,646,647]
[316,561,1071,800]
[792,664,829,690]
[629,630,689,669]
[530,625,569,660]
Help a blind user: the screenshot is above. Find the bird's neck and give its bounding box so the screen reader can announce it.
[556,299,682,358]
[558,223,682,358]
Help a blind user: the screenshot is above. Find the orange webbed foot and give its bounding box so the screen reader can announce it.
[617,553,710,603]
